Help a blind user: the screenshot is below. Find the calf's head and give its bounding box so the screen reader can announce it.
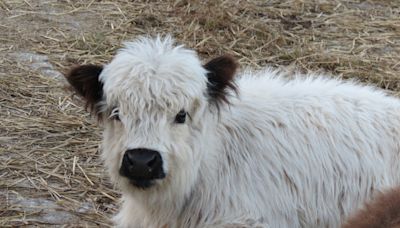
[65,36,237,194]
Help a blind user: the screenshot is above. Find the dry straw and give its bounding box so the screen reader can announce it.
[1,0,399,226]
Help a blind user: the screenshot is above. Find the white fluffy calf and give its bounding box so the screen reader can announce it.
[65,36,400,228]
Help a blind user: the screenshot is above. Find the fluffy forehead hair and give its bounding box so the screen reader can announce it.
[65,36,238,118]
[99,36,208,113]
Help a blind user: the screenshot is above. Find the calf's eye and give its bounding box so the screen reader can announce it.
[110,108,120,121]
[112,114,120,121]
[175,110,187,124]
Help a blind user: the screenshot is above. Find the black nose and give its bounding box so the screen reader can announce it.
[120,148,165,183]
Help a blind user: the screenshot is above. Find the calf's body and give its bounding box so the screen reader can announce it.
[66,36,400,227]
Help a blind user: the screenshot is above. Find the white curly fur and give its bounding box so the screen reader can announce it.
[95,36,400,227]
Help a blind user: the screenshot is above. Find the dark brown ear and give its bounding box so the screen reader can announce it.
[204,55,238,106]
[65,65,104,114]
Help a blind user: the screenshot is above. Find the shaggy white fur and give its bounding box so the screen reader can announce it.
[68,36,400,228]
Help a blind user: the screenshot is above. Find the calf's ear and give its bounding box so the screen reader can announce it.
[204,55,238,106]
[65,65,104,115]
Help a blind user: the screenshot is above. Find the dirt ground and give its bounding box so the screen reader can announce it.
[1,0,400,227]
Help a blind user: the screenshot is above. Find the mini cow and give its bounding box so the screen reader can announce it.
[343,187,400,228]
[65,36,400,227]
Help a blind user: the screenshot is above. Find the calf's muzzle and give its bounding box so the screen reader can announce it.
[119,148,165,188]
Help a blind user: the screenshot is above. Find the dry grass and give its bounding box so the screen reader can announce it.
[1,0,400,226]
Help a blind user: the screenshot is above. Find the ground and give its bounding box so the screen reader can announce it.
[0,0,399,227]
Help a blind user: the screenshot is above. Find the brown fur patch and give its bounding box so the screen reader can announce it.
[204,55,238,106]
[342,188,400,228]
[65,65,103,115]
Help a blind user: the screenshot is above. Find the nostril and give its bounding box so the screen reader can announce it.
[146,154,158,168]
[122,152,133,166]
